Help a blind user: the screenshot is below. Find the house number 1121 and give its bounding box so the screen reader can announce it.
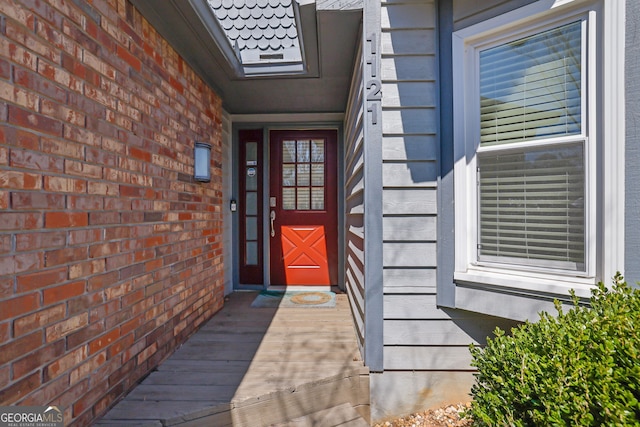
[366,33,381,126]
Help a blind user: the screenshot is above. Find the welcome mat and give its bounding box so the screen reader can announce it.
[250,290,336,308]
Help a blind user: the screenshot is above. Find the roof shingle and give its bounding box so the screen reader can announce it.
[206,0,301,64]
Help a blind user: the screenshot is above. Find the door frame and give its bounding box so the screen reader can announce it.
[232,123,345,290]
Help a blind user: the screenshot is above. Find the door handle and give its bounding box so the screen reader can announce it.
[270,210,276,237]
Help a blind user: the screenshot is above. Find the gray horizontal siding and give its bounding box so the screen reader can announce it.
[385,320,485,346]
[381,0,438,303]
[378,0,505,381]
[381,1,435,28]
[383,216,436,241]
[382,109,438,135]
[384,294,450,320]
[382,135,438,161]
[381,29,436,55]
[381,56,437,81]
[383,268,436,292]
[382,162,438,187]
[626,0,640,284]
[344,38,366,357]
[383,189,436,214]
[382,82,438,107]
[383,242,436,267]
[384,347,474,371]
[453,0,536,30]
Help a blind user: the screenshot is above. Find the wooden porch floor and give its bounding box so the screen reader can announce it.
[97,291,369,426]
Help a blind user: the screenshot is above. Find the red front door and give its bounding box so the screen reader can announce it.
[269,130,338,285]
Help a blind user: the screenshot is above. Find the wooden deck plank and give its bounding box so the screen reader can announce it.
[155,360,365,374]
[142,371,248,386]
[272,403,370,427]
[229,375,363,426]
[124,384,237,402]
[174,341,358,354]
[165,354,360,364]
[102,401,229,421]
[183,337,358,346]
[165,349,360,363]
[143,367,365,387]
[98,291,369,426]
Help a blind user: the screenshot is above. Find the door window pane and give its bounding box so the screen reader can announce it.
[283,141,296,162]
[311,164,324,186]
[297,164,310,186]
[246,192,257,215]
[311,188,324,210]
[246,242,258,265]
[283,187,296,210]
[246,142,258,162]
[311,140,324,162]
[297,188,310,210]
[246,169,257,191]
[281,138,326,211]
[297,140,310,162]
[282,164,296,186]
[245,217,257,240]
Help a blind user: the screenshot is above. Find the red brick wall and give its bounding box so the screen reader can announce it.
[0,0,225,424]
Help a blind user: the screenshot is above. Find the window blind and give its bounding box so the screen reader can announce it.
[479,21,582,146]
[478,143,585,270]
[476,21,586,271]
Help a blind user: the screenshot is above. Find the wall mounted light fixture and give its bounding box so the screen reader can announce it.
[194,142,212,182]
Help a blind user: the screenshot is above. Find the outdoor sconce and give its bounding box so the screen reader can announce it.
[194,142,211,182]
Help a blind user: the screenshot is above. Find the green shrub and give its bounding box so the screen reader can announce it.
[468,273,640,426]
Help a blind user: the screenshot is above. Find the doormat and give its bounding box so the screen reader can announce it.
[250,290,336,308]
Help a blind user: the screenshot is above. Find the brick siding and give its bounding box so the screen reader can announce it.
[0,0,225,425]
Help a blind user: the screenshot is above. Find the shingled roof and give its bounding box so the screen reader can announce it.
[205,0,305,74]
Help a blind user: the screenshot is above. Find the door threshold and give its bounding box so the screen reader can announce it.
[268,285,333,292]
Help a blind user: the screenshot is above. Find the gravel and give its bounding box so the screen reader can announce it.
[372,403,473,427]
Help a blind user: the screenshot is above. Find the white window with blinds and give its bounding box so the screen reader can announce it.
[451,0,625,301]
[476,20,586,272]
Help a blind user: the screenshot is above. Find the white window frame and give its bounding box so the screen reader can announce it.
[452,0,625,307]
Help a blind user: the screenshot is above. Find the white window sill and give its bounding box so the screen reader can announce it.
[452,268,597,321]
[455,268,596,298]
